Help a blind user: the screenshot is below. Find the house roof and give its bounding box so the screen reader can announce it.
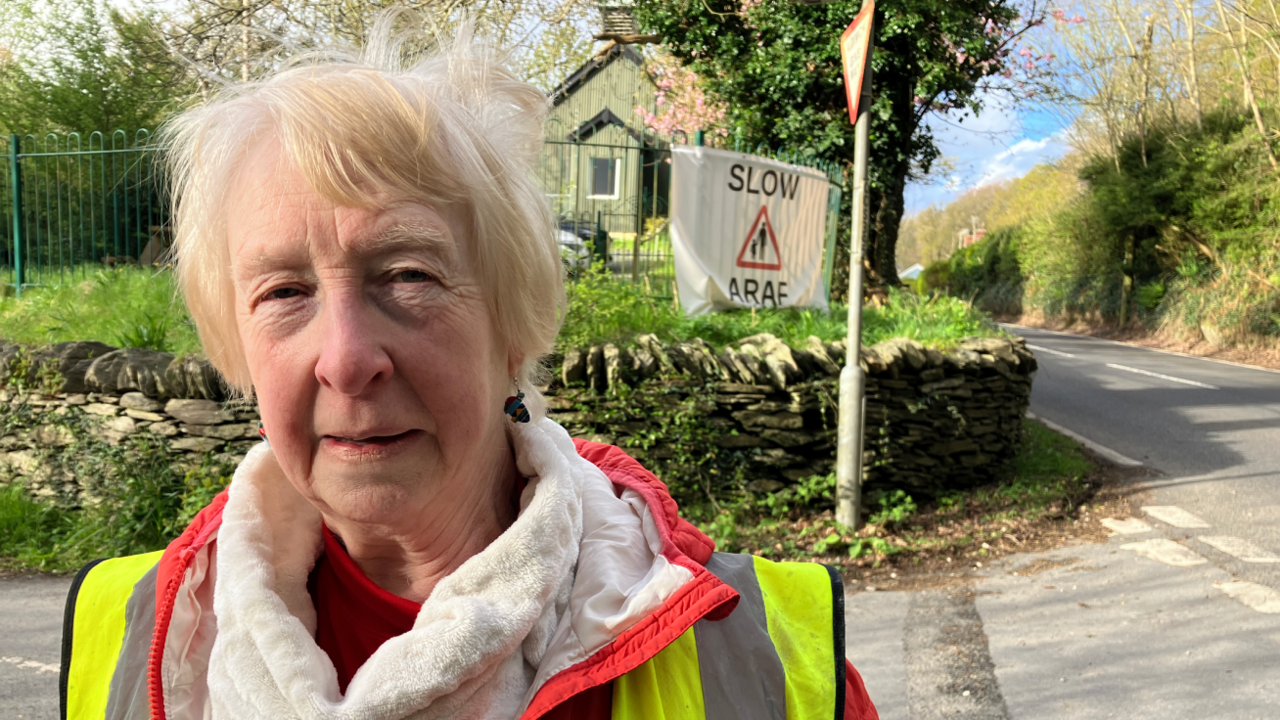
[548,43,645,107]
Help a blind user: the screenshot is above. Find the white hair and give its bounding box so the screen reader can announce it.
[163,15,563,417]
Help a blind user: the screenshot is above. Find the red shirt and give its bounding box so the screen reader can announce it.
[307,526,875,718]
[308,525,422,693]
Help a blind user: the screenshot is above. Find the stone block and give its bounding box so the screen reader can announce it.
[634,334,673,372]
[603,343,628,393]
[746,479,785,493]
[120,392,164,412]
[545,395,573,411]
[804,336,841,375]
[33,425,75,447]
[561,348,586,385]
[165,399,233,425]
[586,345,605,393]
[82,403,119,416]
[928,439,980,455]
[630,348,657,380]
[760,429,816,447]
[873,337,927,370]
[86,348,175,397]
[732,410,805,430]
[28,341,117,393]
[125,409,166,422]
[182,423,255,440]
[716,433,764,448]
[64,394,87,406]
[165,355,226,400]
[920,377,965,394]
[104,416,137,434]
[3,449,39,474]
[171,437,223,453]
[147,422,179,437]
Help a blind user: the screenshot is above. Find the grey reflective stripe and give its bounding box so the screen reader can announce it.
[103,563,158,720]
[695,553,786,720]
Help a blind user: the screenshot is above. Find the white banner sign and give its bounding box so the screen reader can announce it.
[670,145,830,316]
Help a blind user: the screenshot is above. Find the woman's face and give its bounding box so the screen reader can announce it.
[225,141,516,527]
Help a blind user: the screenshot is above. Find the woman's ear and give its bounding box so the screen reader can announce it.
[506,350,525,380]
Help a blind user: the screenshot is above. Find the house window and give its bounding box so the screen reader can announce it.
[589,157,621,199]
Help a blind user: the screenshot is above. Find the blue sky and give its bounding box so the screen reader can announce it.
[903,93,1070,214]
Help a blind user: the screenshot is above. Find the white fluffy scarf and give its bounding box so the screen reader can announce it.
[205,418,601,720]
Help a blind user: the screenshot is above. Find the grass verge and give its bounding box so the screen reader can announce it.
[0,443,234,575]
[696,420,1119,584]
[0,266,200,354]
[561,267,1002,351]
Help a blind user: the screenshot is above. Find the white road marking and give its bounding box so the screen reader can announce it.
[1103,363,1220,389]
[1214,580,1280,614]
[1198,536,1280,563]
[1026,343,1076,358]
[1000,322,1280,376]
[0,656,59,674]
[1026,412,1144,467]
[1142,505,1212,528]
[1121,539,1208,567]
[1101,517,1153,535]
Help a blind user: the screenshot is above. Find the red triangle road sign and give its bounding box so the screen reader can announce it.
[736,205,782,271]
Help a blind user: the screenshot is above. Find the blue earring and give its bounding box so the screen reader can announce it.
[504,383,531,424]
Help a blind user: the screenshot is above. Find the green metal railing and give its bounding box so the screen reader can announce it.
[2,130,166,296]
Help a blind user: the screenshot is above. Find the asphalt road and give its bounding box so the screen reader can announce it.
[0,574,69,720]
[1006,324,1280,592]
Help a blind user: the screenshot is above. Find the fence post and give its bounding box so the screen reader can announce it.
[694,130,704,146]
[8,134,21,298]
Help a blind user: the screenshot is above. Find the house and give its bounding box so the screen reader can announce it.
[541,43,670,239]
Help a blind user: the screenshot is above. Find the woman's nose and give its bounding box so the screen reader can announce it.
[313,292,394,396]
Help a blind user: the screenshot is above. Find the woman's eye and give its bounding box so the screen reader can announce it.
[394,269,432,283]
[265,287,302,301]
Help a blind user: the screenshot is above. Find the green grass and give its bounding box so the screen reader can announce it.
[0,266,200,354]
[700,419,1095,565]
[0,263,997,360]
[561,268,1001,351]
[0,439,235,573]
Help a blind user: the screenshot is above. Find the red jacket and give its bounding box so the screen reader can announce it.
[143,440,878,719]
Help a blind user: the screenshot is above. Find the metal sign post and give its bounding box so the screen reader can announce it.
[835,1,874,530]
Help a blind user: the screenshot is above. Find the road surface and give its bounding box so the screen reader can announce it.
[1008,324,1280,592]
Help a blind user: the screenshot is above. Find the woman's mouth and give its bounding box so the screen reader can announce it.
[322,430,419,454]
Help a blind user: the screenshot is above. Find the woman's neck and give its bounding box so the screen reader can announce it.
[320,448,520,603]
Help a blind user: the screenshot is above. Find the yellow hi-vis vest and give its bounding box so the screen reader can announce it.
[61,552,846,720]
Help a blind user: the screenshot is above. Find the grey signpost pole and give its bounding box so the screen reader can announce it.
[835,16,873,530]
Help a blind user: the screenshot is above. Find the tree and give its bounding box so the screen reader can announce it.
[0,0,191,135]
[149,0,599,94]
[631,0,1050,289]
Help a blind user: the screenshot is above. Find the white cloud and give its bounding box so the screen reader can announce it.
[904,92,1069,213]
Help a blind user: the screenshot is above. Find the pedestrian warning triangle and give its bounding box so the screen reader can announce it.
[736,205,782,271]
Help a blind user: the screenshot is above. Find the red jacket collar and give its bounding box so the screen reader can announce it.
[146,440,738,720]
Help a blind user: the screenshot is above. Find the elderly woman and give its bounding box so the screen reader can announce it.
[59,20,877,720]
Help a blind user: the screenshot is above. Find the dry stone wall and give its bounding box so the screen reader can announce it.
[546,333,1037,500]
[0,341,255,503]
[0,333,1036,506]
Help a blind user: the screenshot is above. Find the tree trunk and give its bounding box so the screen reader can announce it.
[1215,0,1279,170]
[1174,0,1203,128]
[868,169,908,286]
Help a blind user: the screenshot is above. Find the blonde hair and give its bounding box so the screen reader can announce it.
[163,17,563,415]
